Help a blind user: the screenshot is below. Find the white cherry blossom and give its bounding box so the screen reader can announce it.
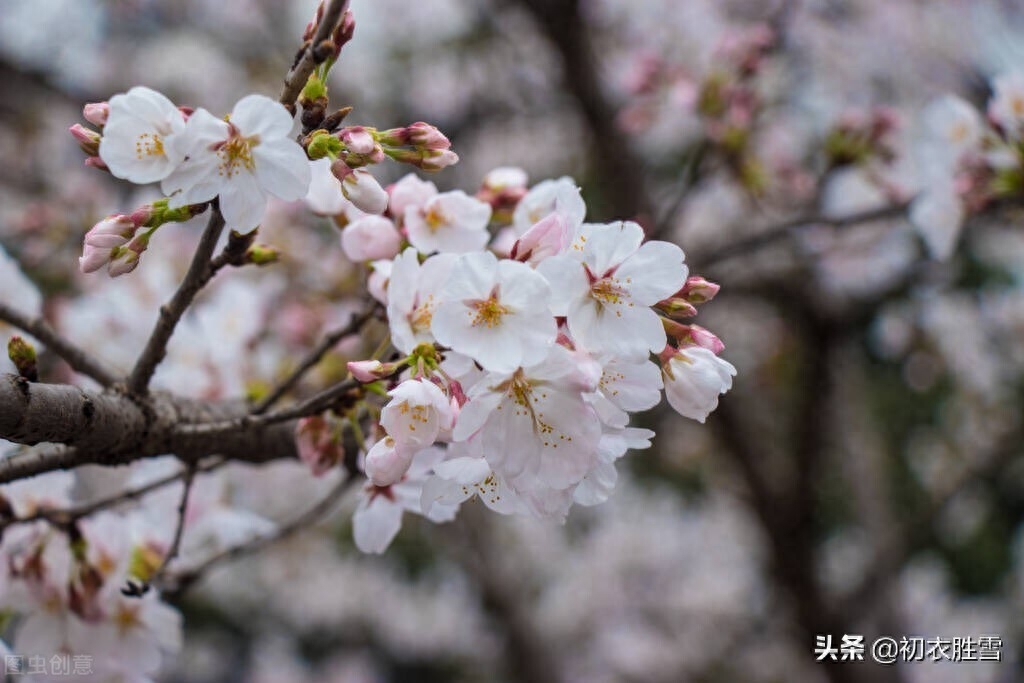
[539,221,688,359]
[989,71,1024,138]
[388,173,438,218]
[404,190,491,254]
[662,345,736,423]
[379,378,454,451]
[512,176,586,236]
[453,345,602,492]
[432,251,556,373]
[99,86,186,184]
[162,94,311,233]
[386,248,458,353]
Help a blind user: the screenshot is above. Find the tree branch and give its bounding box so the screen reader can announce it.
[253,304,377,414]
[692,199,913,269]
[158,472,356,596]
[0,374,298,484]
[128,209,226,395]
[0,302,119,386]
[279,0,351,109]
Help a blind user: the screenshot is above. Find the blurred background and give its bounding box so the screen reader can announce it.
[2,0,1024,681]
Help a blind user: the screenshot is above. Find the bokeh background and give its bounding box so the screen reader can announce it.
[2,0,1024,681]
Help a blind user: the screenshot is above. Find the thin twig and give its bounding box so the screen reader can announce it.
[127,209,226,395]
[279,0,350,109]
[159,473,356,596]
[0,458,225,533]
[254,304,377,414]
[176,377,361,438]
[147,462,198,588]
[693,200,913,268]
[0,302,118,386]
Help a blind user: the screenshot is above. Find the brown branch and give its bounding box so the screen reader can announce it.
[278,0,351,109]
[0,302,119,386]
[0,375,298,484]
[127,209,226,395]
[148,462,197,588]
[176,376,361,439]
[253,304,377,414]
[158,472,356,596]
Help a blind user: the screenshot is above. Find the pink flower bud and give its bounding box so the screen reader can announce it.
[510,213,572,264]
[364,436,413,486]
[688,324,725,355]
[69,124,100,156]
[83,156,108,170]
[347,359,402,382]
[84,215,136,250]
[106,248,140,278]
[129,204,155,228]
[679,276,720,304]
[417,149,459,172]
[79,244,111,274]
[657,298,699,318]
[295,416,345,477]
[82,102,109,127]
[664,321,725,355]
[340,126,377,155]
[341,215,402,261]
[406,122,450,150]
[106,232,150,278]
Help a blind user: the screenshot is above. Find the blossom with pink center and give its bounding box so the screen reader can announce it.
[162,94,311,233]
[453,345,602,492]
[538,221,688,358]
[512,176,586,237]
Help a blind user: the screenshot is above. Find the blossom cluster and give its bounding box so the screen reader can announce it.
[911,71,1024,259]
[70,83,456,276]
[299,172,736,553]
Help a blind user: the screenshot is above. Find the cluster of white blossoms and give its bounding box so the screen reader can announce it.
[68,82,735,556]
[911,70,1024,260]
[301,172,737,553]
[71,84,455,277]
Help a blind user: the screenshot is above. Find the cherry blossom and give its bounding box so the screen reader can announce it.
[512,176,586,236]
[452,345,602,492]
[432,251,556,373]
[162,94,311,232]
[387,174,438,218]
[661,345,736,423]
[386,248,458,354]
[988,71,1024,138]
[98,86,187,184]
[404,190,492,254]
[379,378,454,452]
[539,221,688,358]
